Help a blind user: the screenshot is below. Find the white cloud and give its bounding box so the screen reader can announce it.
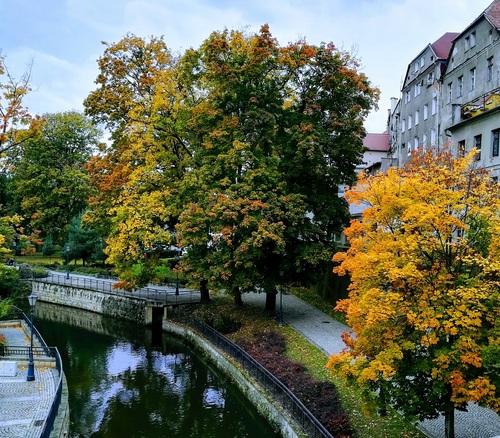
[1,0,495,131]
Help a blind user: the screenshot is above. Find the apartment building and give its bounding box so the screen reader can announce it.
[394,32,458,167]
[440,0,500,178]
[387,0,500,178]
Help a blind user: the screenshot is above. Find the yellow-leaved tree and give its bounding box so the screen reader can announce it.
[328,150,500,438]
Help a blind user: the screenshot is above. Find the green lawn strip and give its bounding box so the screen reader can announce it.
[281,326,426,438]
[203,296,424,438]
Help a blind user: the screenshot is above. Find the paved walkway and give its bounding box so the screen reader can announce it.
[0,325,58,438]
[243,291,500,438]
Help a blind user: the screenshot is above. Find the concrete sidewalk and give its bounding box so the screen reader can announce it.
[243,291,500,438]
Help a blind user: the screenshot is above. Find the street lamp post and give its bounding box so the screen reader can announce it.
[26,293,38,382]
[278,287,283,326]
[175,248,180,296]
[65,244,70,279]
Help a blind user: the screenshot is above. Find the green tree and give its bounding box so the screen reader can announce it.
[83,27,378,304]
[177,26,378,308]
[9,111,101,243]
[66,212,105,266]
[328,150,500,438]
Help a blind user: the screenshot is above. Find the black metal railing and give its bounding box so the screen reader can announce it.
[41,346,63,438]
[0,306,64,438]
[18,310,51,356]
[178,316,334,438]
[35,273,201,305]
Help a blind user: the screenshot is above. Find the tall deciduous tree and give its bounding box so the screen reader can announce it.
[328,150,500,438]
[0,55,42,156]
[9,111,101,243]
[83,27,378,302]
[84,35,190,289]
[177,26,377,308]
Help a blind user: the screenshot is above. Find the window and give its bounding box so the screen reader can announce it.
[423,104,428,120]
[431,128,436,146]
[414,62,419,73]
[447,82,452,103]
[414,82,421,97]
[474,134,482,160]
[402,119,406,133]
[492,129,500,157]
[465,36,470,51]
[458,76,463,97]
[427,71,434,85]
[487,57,494,82]
[414,137,419,151]
[415,110,419,125]
[420,56,425,68]
[470,31,476,48]
[408,115,412,130]
[405,90,411,104]
[422,133,427,150]
[432,96,437,115]
[458,140,466,157]
[470,68,476,91]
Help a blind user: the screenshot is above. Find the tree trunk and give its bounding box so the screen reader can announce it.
[264,288,277,317]
[444,407,455,438]
[444,384,455,438]
[233,286,243,307]
[199,279,210,304]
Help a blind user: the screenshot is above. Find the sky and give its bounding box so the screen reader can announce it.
[0,0,496,134]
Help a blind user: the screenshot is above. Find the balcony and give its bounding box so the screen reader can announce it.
[461,87,500,121]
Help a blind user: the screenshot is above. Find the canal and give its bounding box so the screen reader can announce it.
[34,302,280,438]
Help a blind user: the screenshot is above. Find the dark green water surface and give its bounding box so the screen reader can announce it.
[34,302,280,438]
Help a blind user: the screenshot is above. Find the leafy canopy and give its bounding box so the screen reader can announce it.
[328,150,500,426]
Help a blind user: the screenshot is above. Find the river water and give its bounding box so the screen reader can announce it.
[34,302,280,438]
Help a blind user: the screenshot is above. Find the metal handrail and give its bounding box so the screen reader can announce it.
[0,346,51,357]
[41,347,63,438]
[35,273,200,305]
[0,306,64,438]
[181,316,335,438]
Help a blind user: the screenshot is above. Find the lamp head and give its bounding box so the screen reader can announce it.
[28,293,38,308]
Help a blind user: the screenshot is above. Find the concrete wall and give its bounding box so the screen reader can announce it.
[32,282,148,325]
[163,321,304,438]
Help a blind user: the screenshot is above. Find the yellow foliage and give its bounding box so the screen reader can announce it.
[328,149,500,414]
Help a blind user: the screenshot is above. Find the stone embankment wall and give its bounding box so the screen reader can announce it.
[32,282,147,324]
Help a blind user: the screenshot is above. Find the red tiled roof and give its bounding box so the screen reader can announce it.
[363,133,390,151]
[431,32,460,59]
[485,0,500,29]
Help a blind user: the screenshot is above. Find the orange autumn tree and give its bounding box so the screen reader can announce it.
[328,150,500,438]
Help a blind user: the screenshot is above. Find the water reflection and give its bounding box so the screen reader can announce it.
[34,302,280,438]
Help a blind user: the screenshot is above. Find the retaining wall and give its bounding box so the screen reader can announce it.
[32,282,148,325]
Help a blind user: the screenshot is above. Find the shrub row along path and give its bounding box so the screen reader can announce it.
[243,291,500,438]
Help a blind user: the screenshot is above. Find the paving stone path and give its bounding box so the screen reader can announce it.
[243,291,500,438]
[0,326,59,438]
